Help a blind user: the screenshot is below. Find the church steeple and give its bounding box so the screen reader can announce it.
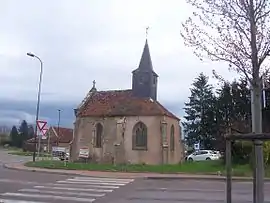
[132,36,158,100]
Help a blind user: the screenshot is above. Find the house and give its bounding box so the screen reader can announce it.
[70,39,184,165]
[24,126,73,153]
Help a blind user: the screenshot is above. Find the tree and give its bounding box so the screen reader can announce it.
[28,125,35,140]
[181,1,270,200]
[18,120,29,148]
[10,126,19,147]
[183,73,216,149]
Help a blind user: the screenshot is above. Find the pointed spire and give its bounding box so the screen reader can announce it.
[138,39,153,71]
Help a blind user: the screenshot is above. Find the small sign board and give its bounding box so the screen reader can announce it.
[79,147,89,158]
[194,143,200,151]
[41,128,48,139]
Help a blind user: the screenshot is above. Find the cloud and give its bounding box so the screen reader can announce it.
[0,0,239,125]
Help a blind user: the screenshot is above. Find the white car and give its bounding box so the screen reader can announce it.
[187,150,220,161]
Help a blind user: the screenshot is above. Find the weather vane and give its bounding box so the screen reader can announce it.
[146,26,149,38]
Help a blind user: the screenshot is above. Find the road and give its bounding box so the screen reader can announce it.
[1,149,270,202]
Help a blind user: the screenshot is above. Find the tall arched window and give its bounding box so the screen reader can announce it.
[95,123,103,148]
[132,122,147,150]
[170,125,175,151]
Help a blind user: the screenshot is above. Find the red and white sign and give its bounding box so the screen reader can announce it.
[41,128,48,136]
[37,120,48,139]
[41,128,49,139]
[37,120,47,131]
[79,147,89,158]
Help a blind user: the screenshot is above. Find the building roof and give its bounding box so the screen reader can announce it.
[26,126,73,144]
[53,126,73,143]
[77,89,179,120]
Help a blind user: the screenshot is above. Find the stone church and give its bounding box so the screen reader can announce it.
[70,39,184,165]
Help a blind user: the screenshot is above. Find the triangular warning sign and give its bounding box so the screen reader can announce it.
[37,120,47,131]
[42,128,48,136]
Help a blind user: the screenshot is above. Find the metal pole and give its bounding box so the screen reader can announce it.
[57,109,61,146]
[251,82,264,203]
[47,129,50,153]
[226,139,232,203]
[27,53,43,162]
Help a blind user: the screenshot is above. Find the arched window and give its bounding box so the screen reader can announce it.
[132,122,147,150]
[170,125,175,151]
[95,123,103,148]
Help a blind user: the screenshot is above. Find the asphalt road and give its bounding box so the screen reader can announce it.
[1,149,270,203]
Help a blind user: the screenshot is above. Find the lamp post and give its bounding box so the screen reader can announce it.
[27,52,43,162]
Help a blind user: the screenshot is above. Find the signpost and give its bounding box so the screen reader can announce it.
[36,120,47,157]
[79,147,89,163]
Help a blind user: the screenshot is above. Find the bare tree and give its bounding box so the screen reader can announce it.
[181,0,270,202]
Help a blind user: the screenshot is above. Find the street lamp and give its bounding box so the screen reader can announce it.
[27,52,43,162]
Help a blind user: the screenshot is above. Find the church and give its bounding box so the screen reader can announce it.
[70,39,184,165]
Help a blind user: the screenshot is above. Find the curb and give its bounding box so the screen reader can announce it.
[144,176,256,182]
[3,164,91,177]
[4,163,270,181]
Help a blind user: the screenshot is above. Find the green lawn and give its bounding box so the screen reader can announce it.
[8,151,50,157]
[24,160,265,177]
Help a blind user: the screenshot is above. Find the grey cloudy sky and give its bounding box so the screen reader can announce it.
[0,0,236,126]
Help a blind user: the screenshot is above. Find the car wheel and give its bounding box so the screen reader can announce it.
[206,157,211,160]
[188,158,193,161]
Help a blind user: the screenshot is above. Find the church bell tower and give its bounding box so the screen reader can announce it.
[132,37,158,100]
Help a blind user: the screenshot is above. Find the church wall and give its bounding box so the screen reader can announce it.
[123,116,162,165]
[164,116,184,164]
[71,115,184,165]
[71,116,117,163]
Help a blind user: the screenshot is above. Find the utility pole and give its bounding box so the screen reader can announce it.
[57,109,61,146]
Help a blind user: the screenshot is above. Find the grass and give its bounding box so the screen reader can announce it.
[8,151,50,157]
[24,160,265,177]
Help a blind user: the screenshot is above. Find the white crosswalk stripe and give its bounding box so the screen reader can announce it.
[0,176,134,203]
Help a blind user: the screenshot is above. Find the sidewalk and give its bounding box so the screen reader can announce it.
[4,162,266,181]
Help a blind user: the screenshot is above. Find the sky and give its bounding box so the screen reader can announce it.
[0,0,237,128]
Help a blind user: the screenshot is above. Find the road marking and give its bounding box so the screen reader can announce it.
[0,199,46,203]
[19,189,105,197]
[65,179,126,185]
[2,193,95,202]
[34,185,113,192]
[53,183,119,189]
[73,177,134,182]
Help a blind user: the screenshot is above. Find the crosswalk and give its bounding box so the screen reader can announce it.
[0,176,134,203]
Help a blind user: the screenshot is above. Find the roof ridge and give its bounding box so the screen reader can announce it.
[96,89,132,93]
[154,100,180,121]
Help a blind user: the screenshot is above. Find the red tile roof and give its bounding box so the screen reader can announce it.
[53,126,73,143]
[77,89,179,120]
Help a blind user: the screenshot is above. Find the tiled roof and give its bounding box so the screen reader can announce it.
[26,127,73,143]
[77,89,179,120]
[53,126,73,143]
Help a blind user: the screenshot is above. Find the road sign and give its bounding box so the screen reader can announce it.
[41,128,48,136]
[37,120,47,131]
[41,128,48,139]
[194,143,200,151]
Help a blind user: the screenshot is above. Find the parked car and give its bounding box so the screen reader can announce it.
[187,150,220,161]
